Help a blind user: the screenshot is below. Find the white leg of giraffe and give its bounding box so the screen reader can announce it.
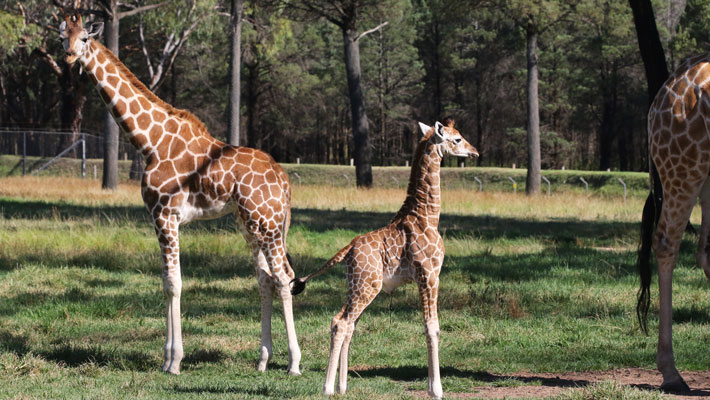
[254,250,274,372]
[696,180,710,278]
[418,278,443,399]
[279,284,301,376]
[654,189,698,391]
[324,309,347,395]
[337,323,355,394]
[155,214,184,375]
[326,272,380,396]
[264,248,301,376]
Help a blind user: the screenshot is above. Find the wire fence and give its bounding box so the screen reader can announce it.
[0,128,142,179]
[1,128,647,200]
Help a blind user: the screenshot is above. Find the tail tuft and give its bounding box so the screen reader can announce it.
[636,192,656,335]
[290,277,307,296]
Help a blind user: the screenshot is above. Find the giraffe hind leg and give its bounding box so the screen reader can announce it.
[324,284,381,395]
[262,244,301,376]
[654,184,699,393]
[697,179,710,279]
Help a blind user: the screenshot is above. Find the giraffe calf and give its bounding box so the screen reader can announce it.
[292,118,478,399]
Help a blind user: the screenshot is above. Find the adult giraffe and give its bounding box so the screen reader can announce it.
[58,9,301,375]
[291,118,478,399]
[637,53,710,392]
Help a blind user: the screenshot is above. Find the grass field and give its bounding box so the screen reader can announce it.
[0,175,707,399]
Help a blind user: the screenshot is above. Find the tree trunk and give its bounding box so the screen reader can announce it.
[102,0,120,189]
[59,62,86,158]
[629,0,669,216]
[599,98,615,170]
[342,28,372,188]
[629,0,670,105]
[226,0,243,146]
[525,22,541,196]
[475,74,483,166]
[432,20,442,119]
[246,60,259,150]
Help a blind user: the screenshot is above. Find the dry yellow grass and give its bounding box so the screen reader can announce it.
[0,176,141,206]
[0,175,701,224]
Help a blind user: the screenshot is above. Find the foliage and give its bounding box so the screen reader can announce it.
[0,10,41,58]
[0,0,707,173]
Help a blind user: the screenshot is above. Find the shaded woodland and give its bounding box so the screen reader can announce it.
[0,0,703,179]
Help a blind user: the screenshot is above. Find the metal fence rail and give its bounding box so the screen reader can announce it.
[1,128,141,178]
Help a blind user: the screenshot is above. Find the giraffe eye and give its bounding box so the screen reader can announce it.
[454,138,462,144]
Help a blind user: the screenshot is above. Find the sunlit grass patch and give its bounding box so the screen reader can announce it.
[555,380,664,400]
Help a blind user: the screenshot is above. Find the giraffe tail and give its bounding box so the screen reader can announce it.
[290,242,354,296]
[637,162,662,334]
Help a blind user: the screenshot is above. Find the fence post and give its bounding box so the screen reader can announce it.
[541,175,551,196]
[474,176,482,192]
[579,177,589,194]
[508,176,517,193]
[617,178,627,202]
[22,131,27,176]
[81,132,86,178]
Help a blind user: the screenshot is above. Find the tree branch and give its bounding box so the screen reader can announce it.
[33,47,64,77]
[138,22,155,81]
[117,2,166,19]
[355,20,387,41]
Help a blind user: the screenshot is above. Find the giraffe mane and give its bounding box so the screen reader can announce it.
[392,130,437,220]
[91,39,212,138]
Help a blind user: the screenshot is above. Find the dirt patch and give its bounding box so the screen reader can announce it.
[412,369,710,399]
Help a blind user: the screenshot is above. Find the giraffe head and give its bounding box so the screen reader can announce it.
[58,9,103,65]
[418,117,478,159]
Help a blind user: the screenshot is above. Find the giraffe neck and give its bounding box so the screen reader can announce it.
[78,39,213,157]
[394,135,442,225]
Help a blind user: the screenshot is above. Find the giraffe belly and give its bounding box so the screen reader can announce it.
[382,265,413,294]
[178,199,238,224]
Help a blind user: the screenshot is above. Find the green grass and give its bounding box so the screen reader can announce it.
[0,177,703,398]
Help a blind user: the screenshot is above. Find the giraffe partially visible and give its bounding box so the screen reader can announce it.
[291,118,478,399]
[637,53,710,392]
[58,10,301,375]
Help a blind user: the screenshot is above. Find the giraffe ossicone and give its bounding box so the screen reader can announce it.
[292,117,478,399]
[58,9,301,376]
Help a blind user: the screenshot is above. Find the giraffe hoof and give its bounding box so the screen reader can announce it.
[661,377,690,393]
[288,368,301,376]
[163,366,180,375]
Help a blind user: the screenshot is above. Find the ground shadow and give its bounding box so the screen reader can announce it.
[0,198,641,242]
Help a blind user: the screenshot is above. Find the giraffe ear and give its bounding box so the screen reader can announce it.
[434,121,446,140]
[87,22,103,38]
[418,122,431,136]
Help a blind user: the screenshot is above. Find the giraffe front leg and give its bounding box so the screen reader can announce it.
[418,279,443,399]
[156,214,184,375]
